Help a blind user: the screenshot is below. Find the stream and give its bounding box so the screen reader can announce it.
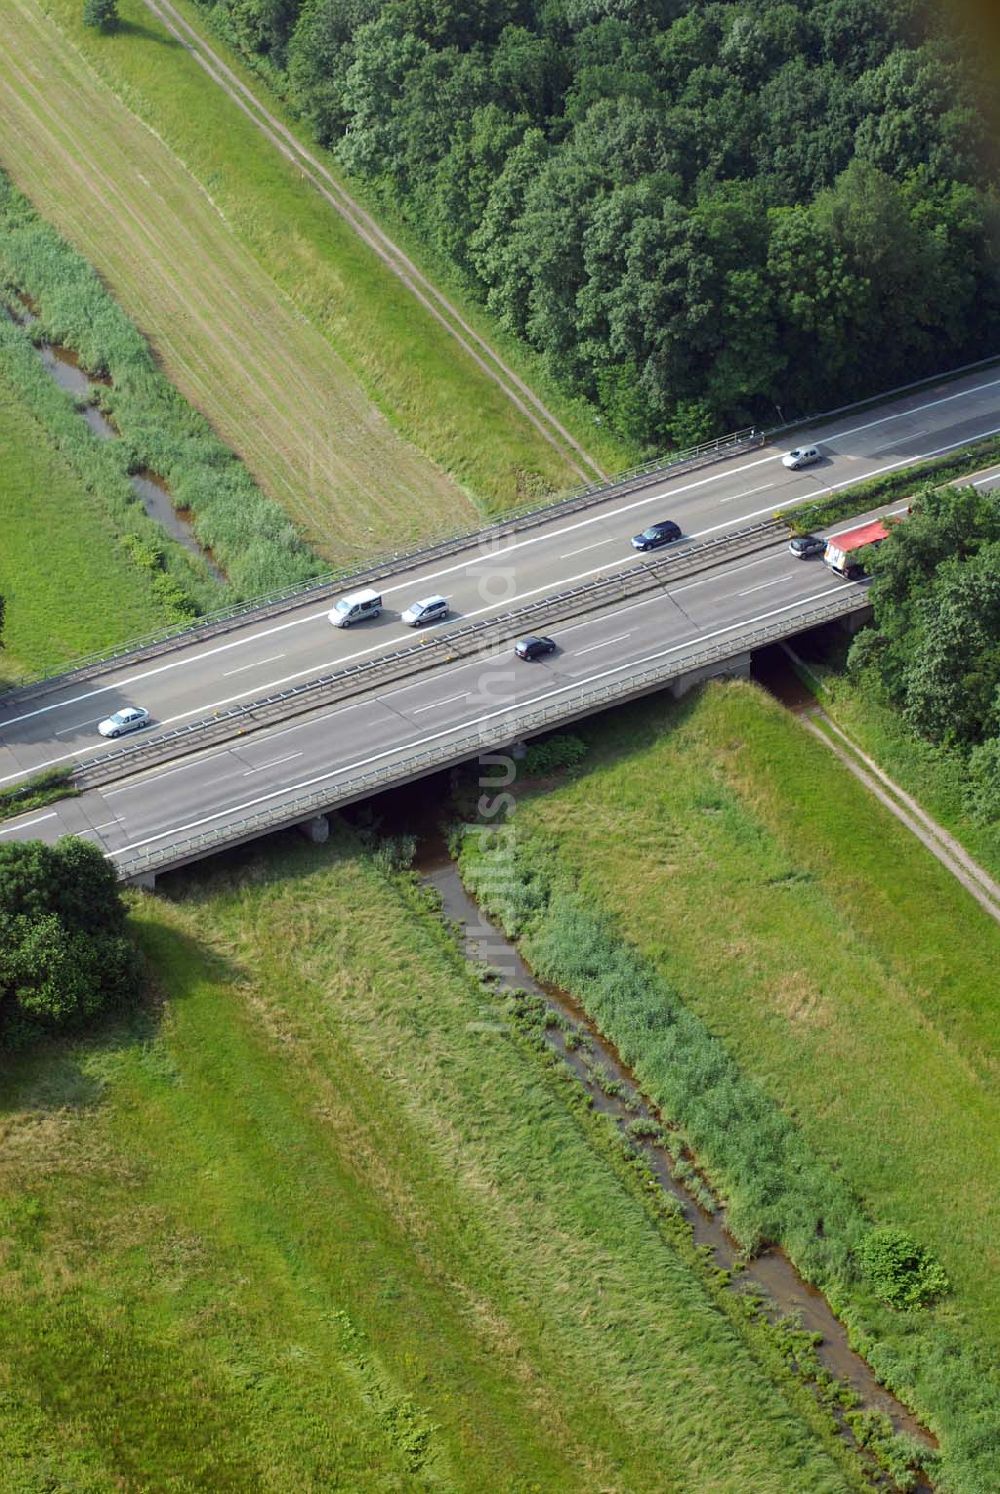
[406,823,935,1482]
[3,301,224,580]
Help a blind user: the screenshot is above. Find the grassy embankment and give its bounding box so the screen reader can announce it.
[0,832,862,1492]
[459,682,1000,1491]
[4,0,630,547]
[795,653,1000,886]
[0,369,176,682]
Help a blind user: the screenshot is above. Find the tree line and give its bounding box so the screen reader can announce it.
[850,484,1000,826]
[198,0,1000,449]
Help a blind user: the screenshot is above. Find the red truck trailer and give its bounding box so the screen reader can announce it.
[824,519,890,578]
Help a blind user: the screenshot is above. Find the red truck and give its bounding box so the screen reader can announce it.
[824,519,891,579]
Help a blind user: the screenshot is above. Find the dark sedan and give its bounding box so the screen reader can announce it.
[514,635,557,661]
[788,533,826,558]
[631,520,682,551]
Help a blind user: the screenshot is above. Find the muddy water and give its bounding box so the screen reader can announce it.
[130,469,226,580]
[4,301,224,579]
[418,839,934,1457]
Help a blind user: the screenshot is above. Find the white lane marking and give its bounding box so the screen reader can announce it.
[412,692,467,714]
[223,652,285,677]
[54,717,102,736]
[91,819,120,832]
[823,377,1000,446]
[7,383,1000,746]
[4,448,781,732]
[109,581,855,858]
[577,633,631,656]
[6,379,1000,736]
[0,812,57,836]
[103,747,232,796]
[0,554,642,784]
[739,574,796,596]
[672,552,777,595]
[560,536,617,558]
[690,423,1000,542]
[0,423,972,794]
[718,481,775,503]
[0,480,910,788]
[243,751,301,775]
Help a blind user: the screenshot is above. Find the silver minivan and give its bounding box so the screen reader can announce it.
[401,594,449,627]
[328,588,383,627]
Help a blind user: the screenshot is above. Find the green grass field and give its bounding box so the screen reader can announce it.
[1,0,629,563]
[0,831,859,1491]
[0,372,171,681]
[458,682,1000,1487]
[811,666,1000,884]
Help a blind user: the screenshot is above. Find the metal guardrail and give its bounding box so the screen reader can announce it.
[72,516,785,789]
[765,352,1000,445]
[3,355,996,707]
[0,427,763,705]
[114,588,871,880]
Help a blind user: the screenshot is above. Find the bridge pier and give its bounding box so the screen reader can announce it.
[836,604,873,638]
[670,651,751,699]
[129,871,157,891]
[298,814,330,844]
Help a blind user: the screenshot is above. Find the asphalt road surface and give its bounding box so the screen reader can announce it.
[1,366,997,871]
[1,537,863,867]
[2,365,997,792]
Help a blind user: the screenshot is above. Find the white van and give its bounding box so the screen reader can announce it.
[328,588,383,627]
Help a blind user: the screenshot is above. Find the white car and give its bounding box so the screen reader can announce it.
[401,595,449,627]
[782,445,821,470]
[97,705,151,739]
[328,588,383,627]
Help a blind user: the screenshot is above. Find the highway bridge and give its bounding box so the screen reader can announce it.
[2,364,998,881]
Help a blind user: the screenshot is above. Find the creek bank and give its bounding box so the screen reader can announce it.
[3,299,224,580]
[405,826,935,1490]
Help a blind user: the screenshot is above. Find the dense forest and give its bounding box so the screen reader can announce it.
[202,0,1000,448]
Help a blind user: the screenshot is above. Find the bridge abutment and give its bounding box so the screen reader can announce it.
[836,604,874,638]
[670,651,751,698]
[298,814,330,844]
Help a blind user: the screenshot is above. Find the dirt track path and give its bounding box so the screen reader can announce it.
[143,0,605,487]
[778,639,1000,924]
[1,0,477,561]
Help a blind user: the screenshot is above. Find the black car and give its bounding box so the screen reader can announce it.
[631,520,682,551]
[514,634,557,661]
[788,533,826,558]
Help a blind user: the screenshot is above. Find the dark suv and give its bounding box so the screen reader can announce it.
[631,520,682,552]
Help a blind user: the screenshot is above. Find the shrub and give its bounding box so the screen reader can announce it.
[856,1229,950,1310]
[522,734,587,777]
[83,0,118,30]
[965,736,1000,826]
[0,838,134,1046]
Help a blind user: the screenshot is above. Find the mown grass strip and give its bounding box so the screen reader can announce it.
[0,829,859,1492]
[9,0,628,529]
[457,682,1000,1492]
[0,767,76,824]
